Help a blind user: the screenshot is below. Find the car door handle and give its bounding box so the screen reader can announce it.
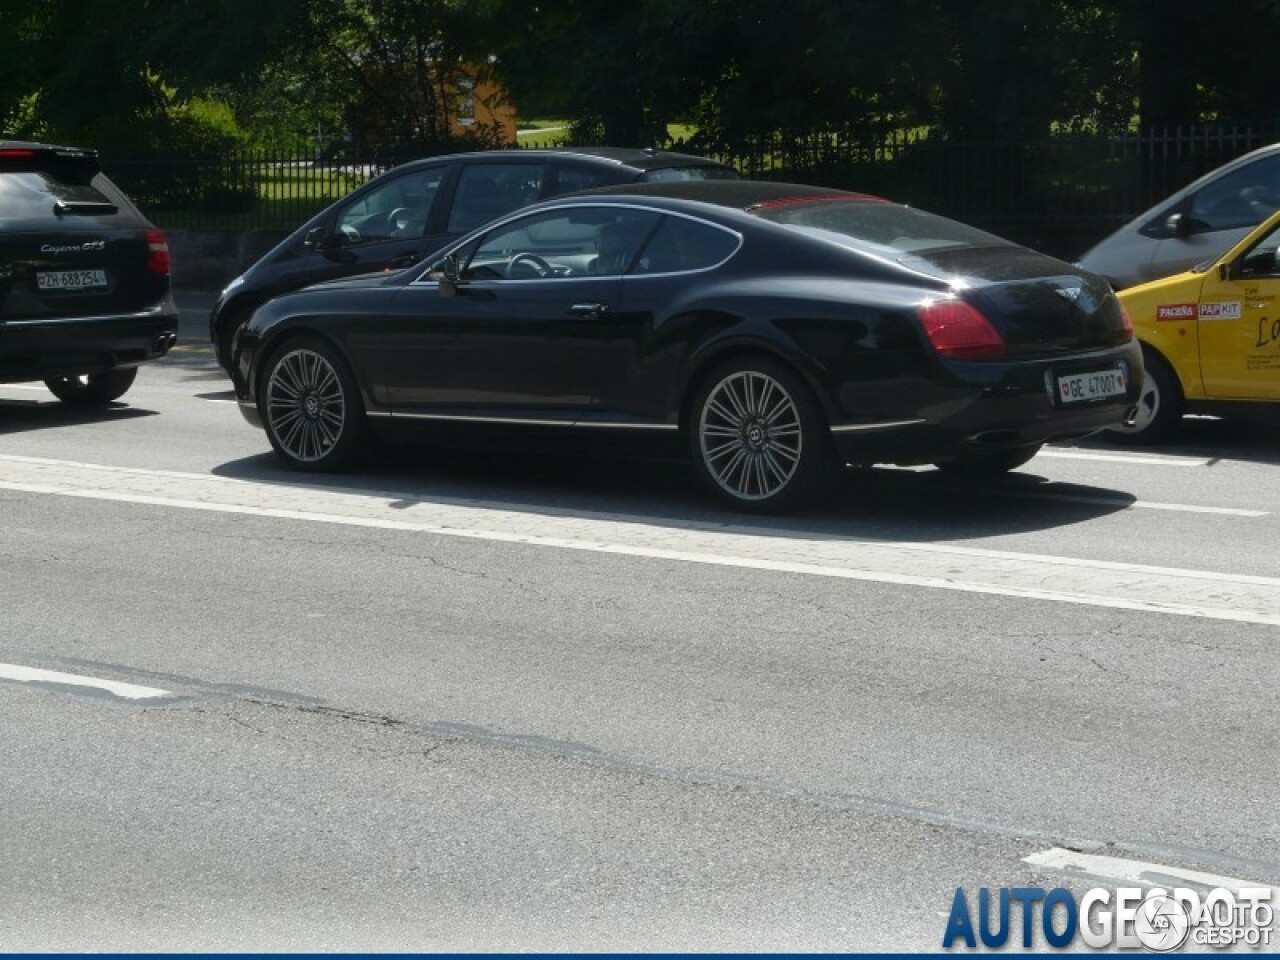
[388,253,419,269]
[568,302,608,318]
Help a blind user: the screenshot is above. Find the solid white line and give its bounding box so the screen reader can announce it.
[1038,449,1212,467]
[1023,847,1270,893]
[2,454,1280,625]
[0,663,170,700]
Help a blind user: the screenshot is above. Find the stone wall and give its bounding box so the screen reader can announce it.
[167,230,289,291]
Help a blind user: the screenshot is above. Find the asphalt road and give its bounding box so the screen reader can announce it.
[0,292,1277,950]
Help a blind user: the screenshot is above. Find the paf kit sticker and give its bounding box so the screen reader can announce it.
[1199,301,1242,320]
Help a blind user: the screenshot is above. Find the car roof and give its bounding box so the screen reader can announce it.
[398,146,732,173]
[556,179,880,210]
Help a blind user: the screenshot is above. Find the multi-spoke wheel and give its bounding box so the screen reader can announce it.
[689,358,834,511]
[1105,346,1182,445]
[260,336,367,471]
[44,368,137,405]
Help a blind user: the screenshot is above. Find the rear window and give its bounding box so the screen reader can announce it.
[639,166,740,182]
[0,171,119,220]
[751,198,1011,257]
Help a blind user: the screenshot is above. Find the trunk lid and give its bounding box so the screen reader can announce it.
[905,246,1129,354]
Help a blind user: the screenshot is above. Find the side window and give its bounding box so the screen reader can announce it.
[1189,158,1280,232]
[549,164,617,197]
[463,206,660,280]
[1236,221,1280,278]
[446,163,547,235]
[336,168,445,244]
[632,216,740,274]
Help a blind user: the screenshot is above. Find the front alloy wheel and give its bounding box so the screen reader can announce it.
[691,359,833,511]
[262,338,365,471]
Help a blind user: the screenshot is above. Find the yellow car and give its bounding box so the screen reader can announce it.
[1110,208,1280,442]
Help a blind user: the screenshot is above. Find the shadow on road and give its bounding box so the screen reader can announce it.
[0,397,157,434]
[1074,415,1280,467]
[209,444,1136,544]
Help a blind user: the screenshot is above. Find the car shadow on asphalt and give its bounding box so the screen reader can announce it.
[1073,416,1280,467]
[209,444,1136,544]
[0,397,157,434]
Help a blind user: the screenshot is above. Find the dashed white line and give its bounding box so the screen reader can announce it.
[1038,449,1213,467]
[0,663,170,700]
[1024,847,1272,892]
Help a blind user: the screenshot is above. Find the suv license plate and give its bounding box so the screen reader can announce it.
[37,269,108,291]
[1056,367,1126,405]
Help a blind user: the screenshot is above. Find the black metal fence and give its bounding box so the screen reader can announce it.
[103,123,1280,260]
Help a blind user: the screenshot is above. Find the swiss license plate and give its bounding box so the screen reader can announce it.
[1056,367,1126,404]
[36,269,107,291]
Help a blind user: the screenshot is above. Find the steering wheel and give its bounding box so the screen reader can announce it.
[386,206,411,234]
[507,253,554,278]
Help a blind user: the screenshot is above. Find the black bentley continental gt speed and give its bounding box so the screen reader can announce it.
[232,181,1143,511]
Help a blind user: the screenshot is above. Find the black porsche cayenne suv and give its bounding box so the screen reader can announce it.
[0,141,179,404]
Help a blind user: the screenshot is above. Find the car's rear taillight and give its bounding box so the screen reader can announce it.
[916,298,1005,359]
[1118,300,1134,340]
[146,229,171,275]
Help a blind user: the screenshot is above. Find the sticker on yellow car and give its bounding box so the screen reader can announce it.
[1199,301,1242,320]
[1156,303,1195,321]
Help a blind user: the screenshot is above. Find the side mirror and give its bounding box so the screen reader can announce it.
[1165,213,1194,238]
[438,253,461,298]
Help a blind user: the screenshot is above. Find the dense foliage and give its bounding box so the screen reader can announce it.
[2,0,1276,154]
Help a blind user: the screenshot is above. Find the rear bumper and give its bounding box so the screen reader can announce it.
[0,299,179,382]
[829,341,1143,465]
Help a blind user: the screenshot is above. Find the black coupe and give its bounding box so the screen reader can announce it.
[232,181,1143,511]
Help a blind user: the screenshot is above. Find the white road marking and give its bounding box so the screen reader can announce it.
[2,454,1279,626]
[994,489,1265,517]
[1038,449,1213,467]
[0,383,51,392]
[1024,847,1270,893]
[0,662,170,700]
[197,396,237,404]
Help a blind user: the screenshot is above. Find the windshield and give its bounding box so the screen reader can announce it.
[751,197,1012,257]
[639,166,740,182]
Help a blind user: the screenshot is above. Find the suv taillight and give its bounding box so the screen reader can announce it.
[916,298,1005,359]
[146,229,170,276]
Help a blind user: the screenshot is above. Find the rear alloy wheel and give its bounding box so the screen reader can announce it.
[935,444,1043,476]
[1105,347,1182,445]
[690,358,834,512]
[261,336,367,471]
[44,368,137,405]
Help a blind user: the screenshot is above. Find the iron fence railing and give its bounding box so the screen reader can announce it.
[103,124,1280,260]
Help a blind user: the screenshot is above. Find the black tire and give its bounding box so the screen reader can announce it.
[259,335,368,472]
[935,443,1043,476]
[44,368,137,405]
[688,356,836,512]
[1105,346,1183,445]
[216,308,251,372]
